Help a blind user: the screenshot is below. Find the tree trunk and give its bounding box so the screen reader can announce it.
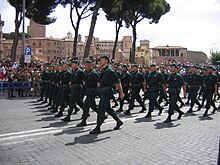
[112,20,122,61]
[73,20,80,58]
[130,22,137,64]
[11,8,22,63]
[83,0,103,60]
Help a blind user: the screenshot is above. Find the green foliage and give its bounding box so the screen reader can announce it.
[3,32,31,39]
[211,51,220,65]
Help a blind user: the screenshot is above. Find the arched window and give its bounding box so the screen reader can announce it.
[171,49,175,56]
[176,49,179,56]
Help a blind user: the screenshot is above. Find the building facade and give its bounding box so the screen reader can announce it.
[152,46,187,64]
[0,14,4,59]
[135,40,152,65]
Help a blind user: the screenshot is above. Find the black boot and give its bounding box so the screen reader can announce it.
[203,109,209,117]
[124,110,131,115]
[158,107,164,115]
[54,111,63,117]
[177,111,184,119]
[37,98,43,102]
[187,108,193,113]
[164,115,172,123]
[212,108,217,114]
[76,120,87,127]
[89,126,101,134]
[61,115,71,122]
[116,108,123,113]
[73,108,80,114]
[144,112,151,118]
[112,102,119,108]
[139,107,146,113]
[197,105,202,111]
[114,120,123,130]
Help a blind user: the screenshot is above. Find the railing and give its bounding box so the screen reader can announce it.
[0,81,32,93]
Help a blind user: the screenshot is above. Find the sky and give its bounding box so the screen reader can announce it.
[1,0,220,56]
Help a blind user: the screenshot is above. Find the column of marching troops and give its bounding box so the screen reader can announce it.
[36,55,219,134]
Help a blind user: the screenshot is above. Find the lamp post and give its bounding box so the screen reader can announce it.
[21,0,25,64]
[166,44,169,56]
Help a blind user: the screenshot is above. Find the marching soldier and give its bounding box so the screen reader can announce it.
[124,64,146,115]
[61,60,85,122]
[186,65,203,113]
[116,64,131,113]
[145,63,165,118]
[76,60,99,127]
[37,66,48,102]
[203,66,218,116]
[54,62,72,118]
[89,55,124,134]
[164,64,184,123]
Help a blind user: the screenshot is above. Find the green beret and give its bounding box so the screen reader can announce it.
[170,63,178,68]
[63,61,69,65]
[191,65,198,69]
[207,66,214,70]
[72,60,80,64]
[150,63,157,67]
[122,64,128,68]
[85,60,93,64]
[132,64,139,68]
[145,66,150,69]
[100,55,110,60]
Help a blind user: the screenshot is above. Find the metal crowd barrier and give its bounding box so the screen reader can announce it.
[0,81,32,93]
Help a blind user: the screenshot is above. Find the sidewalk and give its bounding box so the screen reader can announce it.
[0,96,219,165]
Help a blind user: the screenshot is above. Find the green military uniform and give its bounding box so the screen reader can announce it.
[55,68,72,117]
[145,66,165,118]
[203,66,218,116]
[89,63,123,134]
[124,65,146,115]
[165,64,184,122]
[61,63,85,121]
[187,66,202,113]
[76,62,99,126]
[117,65,131,112]
[38,68,49,102]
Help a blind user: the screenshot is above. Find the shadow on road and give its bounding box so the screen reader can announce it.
[198,115,213,121]
[54,126,88,136]
[65,131,111,146]
[154,121,181,129]
[134,117,160,123]
[184,112,199,117]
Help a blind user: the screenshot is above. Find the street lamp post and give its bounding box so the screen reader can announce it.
[21,0,25,64]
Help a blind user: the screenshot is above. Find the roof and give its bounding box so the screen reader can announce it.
[152,46,187,49]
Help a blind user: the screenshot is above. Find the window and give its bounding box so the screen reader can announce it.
[162,49,165,56]
[33,42,35,46]
[171,49,175,56]
[166,50,170,56]
[158,50,162,56]
[39,40,42,46]
[176,49,179,56]
[54,42,56,45]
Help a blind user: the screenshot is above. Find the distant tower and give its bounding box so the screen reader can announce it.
[0,14,4,59]
[27,19,46,38]
[122,36,132,52]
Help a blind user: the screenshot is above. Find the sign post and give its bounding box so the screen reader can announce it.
[24,46,32,64]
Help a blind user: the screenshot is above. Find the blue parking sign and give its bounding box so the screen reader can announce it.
[25,47,32,55]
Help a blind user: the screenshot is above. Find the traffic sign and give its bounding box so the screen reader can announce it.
[25,47,32,55]
[24,55,31,63]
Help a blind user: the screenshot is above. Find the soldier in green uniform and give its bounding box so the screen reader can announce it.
[186,65,203,113]
[61,60,85,121]
[143,66,150,103]
[116,64,131,113]
[89,55,124,134]
[145,63,165,118]
[164,64,184,123]
[76,60,99,127]
[124,64,146,115]
[203,66,218,116]
[158,65,169,106]
[37,66,48,102]
[54,62,72,117]
[42,65,53,104]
